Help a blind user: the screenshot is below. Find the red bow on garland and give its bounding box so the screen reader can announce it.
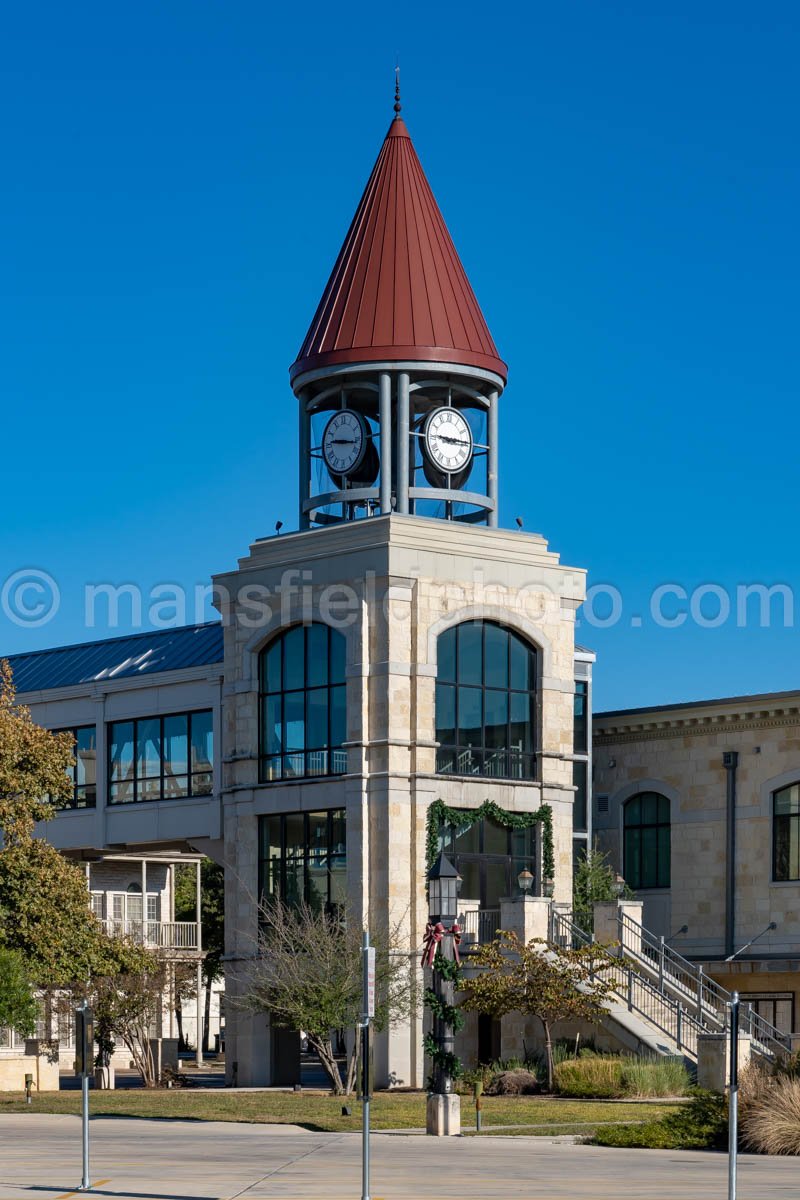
[421,920,462,968]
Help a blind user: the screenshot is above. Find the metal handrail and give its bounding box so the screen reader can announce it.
[616,910,790,1057]
[550,909,703,1055]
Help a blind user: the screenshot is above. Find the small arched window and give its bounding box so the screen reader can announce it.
[435,620,537,780]
[624,793,670,889]
[259,624,347,782]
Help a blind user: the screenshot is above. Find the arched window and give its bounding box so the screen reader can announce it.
[624,793,670,889]
[259,624,346,781]
[773,782,800,881]
[435,620,537,780]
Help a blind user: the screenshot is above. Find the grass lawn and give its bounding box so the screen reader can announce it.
[0,1089,682,1134]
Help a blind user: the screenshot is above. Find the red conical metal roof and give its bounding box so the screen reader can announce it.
[290,114,507,385]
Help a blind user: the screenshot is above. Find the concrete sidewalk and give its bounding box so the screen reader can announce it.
[0,1114,797,1199]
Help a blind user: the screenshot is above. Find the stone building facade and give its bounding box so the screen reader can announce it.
[217,516,585,1085]
[593,691,800,1037]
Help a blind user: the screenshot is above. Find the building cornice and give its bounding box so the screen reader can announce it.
[595,702,800,745]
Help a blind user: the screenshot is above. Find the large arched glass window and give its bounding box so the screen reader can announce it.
[624,793,670,889]
[435,620,537,780]
[259,624,346,782]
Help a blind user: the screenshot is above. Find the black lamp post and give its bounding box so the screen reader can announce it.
[426,852,461,1105]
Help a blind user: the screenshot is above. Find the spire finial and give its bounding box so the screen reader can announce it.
[394,63,401,115]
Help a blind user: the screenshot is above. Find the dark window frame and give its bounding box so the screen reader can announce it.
[772,783,800,881]
[107,709,213,805]
[52,724,98,810]
[258,623,347,783]
[438,811,540,904]
[623,791,671,890]
[258,808,346,914]
[435,620,538,781]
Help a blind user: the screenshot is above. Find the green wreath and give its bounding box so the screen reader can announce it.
[425,797,555,882]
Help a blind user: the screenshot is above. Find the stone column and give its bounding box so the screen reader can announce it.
[593,899,643,957]
[499,895,552,943]
[696,1033,752,1091]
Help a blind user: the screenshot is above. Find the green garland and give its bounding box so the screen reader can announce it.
[423,1034,463,1082]
[423,987,465,1033]
[425,797,555,882]
[432,948,463,984]
[423,949,466,1085]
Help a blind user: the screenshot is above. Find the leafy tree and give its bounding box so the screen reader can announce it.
[0,838,114,985]
[572,845,632,933]
[0,662,120,986]
[0,660,73,842]
[461,931,614,1090]
[174,858,224,1051]
[237,898,413,1095]
[0,946,39,1037]
[65,939,175,1087]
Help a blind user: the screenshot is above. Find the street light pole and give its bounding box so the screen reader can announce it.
[425,852,461,1137]
[728,992,739,1200]
[361,930,375,1200]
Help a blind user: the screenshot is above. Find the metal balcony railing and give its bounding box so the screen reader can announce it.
[101,919,199,951]
[461,909,501,944]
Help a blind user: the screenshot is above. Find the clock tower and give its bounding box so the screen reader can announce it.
[218,89,588,1092]
[290,89,506,529]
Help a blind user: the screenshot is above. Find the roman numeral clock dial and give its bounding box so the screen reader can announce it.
[322,410,368,477]
[423,407,474,475]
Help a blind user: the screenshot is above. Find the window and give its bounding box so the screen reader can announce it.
[53,725,97,809]
[105,886,160,931]
[624,793,670,889]
[108,711,213,804]
[742,994,794,1037]
[259,624,347,782]
[258,809,346,912]
[438,811,539,906]
[573,681,588,754]
[572,761,588,833]
[773,783,800,881]
[435,621,537,780]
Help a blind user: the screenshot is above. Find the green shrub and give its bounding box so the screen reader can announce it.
[553,1056,625,1098]
[620,1056,690,1098]
[592,1090,728,1150]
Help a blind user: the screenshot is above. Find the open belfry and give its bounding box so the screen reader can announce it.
[217,88,588,1086]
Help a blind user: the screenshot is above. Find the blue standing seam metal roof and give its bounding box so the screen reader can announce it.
[2,622,224,693]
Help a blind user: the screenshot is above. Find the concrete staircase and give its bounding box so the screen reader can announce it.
[549,906,790,1064]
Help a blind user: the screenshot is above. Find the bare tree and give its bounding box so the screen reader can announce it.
[236,898,414,1095]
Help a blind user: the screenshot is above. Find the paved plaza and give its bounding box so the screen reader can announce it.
[0,1115,798,1200]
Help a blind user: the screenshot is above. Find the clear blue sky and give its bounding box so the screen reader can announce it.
[1,1,798,709]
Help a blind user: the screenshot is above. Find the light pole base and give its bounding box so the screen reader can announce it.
[426,1092,461,1136]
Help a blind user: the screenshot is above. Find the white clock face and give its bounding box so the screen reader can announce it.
[424,407,473,474]
[322,410,367,477]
